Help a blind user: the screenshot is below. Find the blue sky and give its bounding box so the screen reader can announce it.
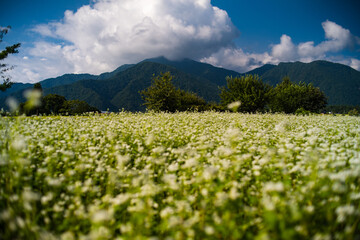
[1,0,360,83]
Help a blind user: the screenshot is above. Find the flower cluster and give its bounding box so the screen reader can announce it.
[0,112,359,239]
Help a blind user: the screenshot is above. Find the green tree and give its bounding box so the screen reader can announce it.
[269,77,327,113]
[42,94,66,114]
[60,99,99,115]
[140,72,180,112]
[0,26,21,91]
[140,72,207,112]
[348,108,359,116]
[178,90,207,111]
[219,75,271,113]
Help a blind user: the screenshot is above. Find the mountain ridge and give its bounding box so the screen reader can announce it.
[1,58,359,111]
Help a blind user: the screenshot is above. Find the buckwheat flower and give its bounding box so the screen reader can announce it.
[6,97,19,112]
[145,134,155,146]
[304,205,314,214]
[61,231,75,240]
[350,192,360,200]
[263,182,284,193]
[215,192,228,207]
[168,216,182,228]
[201,188,209,197]
[22,187,40,202]
[160,206,174,218]
[112,193,130,206]
[313,233,332,240]
[24,89,42,109]
[91,209,112,223]
[227,101,241,112]
[205,226,215,235]
[41,192,54,205]
[229,187,239,200]
[163,174,179,190]
[182,158,198,169]
[168,162,179,172]
[336,205,356,223]
[140,183,158,197]
[331,182,347,193]
[11,137,26,151]
[120,223,133,234]
[89,226,111,239]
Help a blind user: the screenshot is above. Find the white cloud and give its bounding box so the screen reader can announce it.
[203,20,360,72]
[351,58,360,70]
[201,48,273,73]
[271,35,297,61]
[8,3,360,83]
[12,0,238,82]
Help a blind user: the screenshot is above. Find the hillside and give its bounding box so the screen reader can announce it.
[44,61,224,111]
[1,58,239,111]
[248,61,360,106]
[0,64,135,110]
[1,58,359,111]
[143,57,240,86]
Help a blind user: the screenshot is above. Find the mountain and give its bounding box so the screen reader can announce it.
[43,61,227,111]
[1,58,359,112]
[0,64,134,109]
[142,57,240,86]
[1,57,239,111]
[247,61,360,106]
[246,64,276,76]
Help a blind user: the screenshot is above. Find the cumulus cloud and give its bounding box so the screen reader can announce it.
[202,20,360,72]
[201,48,273,73]
[9,2,360,83]
[17,0,238,81]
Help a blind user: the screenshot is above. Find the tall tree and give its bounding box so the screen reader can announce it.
[140,72,180,112]
[269,77,327,113]
[0,26,21,91]
[219,75,271,113]
[140,72,207,112]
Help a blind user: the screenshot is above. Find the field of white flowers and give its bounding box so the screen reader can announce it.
[0,112,359,239]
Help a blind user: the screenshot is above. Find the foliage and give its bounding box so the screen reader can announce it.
[295,107,311,116]
[60,99,99,115]
[42,94,66,114]
[0,26,21,91]
[256,61,360,106]
[141,72,207,112]
[219,75,271,113]
[0,113,359,239]
[348,108,359,116]
[1,60,232,111]
[269,77,327,113]
[19,85,99,115]
[325,105,360,114]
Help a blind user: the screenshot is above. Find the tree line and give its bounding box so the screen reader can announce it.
[18,83,99,116]
[141,72,328,114]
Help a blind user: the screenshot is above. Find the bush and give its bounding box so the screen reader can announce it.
[295,107,311,116]
[219,75,271,113]
[141,72,207,112]
[348,108,359,116]
[269,77,327,113]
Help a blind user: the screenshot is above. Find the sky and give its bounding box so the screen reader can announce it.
[1,0,360,83]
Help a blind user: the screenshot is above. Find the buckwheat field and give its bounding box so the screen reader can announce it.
[1,112,359,239]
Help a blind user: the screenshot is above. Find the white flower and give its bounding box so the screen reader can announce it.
[227,101,241,112]
[263,182,284,193]
[91,209,113,223]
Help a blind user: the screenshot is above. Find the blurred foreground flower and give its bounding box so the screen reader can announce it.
[23,89,42,110]
[6,97,19,112]
[227,101,241,112]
